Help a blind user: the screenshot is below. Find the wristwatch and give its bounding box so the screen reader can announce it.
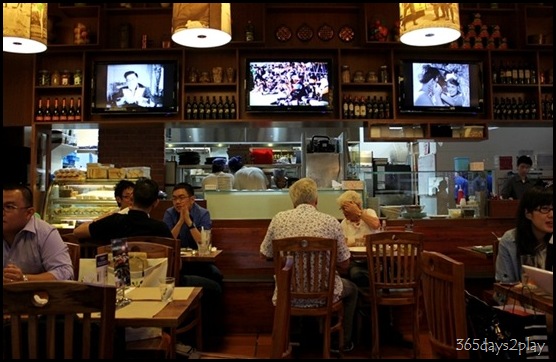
[22,274,28,281]
[188,222,196,230]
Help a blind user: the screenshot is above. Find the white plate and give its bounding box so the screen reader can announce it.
[428,215,449,219]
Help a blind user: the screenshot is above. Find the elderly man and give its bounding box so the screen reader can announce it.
[259,177,358,353]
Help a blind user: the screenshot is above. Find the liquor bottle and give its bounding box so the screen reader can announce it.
[348,95,355,119]
[529,98,537,120]
[217,96,224,119]
[366,96,373,119]
[524,63,531,85]
[191,96,198,119]
[342,95,349,119]
[353,96,361,119]
[359,96,367,119]
[505,61,512,84]
[372,96,379,119]
[518,62,525,84]
[223,96,230,119]
[378,96,385,119]
[245,20,254,42]
[35,98,44,122]
[52,98,60,121]
[43,98,52,122]
[205,96,211,119]
[75,97,82,121]
[60,97,68,121]
[67,97,75,121]
[229,95,236,119]
[510,97,518,120]
[210,96,218,119]
[185,96,192,120]
[384,96,391,119]
[517,97,524,120]
[198,96,205,119]
[493,97,500,119]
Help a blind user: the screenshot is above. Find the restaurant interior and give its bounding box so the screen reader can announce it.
[3,3,553,359]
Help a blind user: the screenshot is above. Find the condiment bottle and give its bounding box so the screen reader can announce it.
[51,70,61,86]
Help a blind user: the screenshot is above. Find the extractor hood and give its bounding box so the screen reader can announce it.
[166,126,361,145]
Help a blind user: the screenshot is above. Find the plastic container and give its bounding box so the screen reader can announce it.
[454,157,470,171]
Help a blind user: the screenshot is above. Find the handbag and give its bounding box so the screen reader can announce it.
[465,290,550,360]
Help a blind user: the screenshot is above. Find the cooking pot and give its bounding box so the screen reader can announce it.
[307,135,336,153]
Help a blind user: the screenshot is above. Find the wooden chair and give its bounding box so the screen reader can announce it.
[272,237,343,359]
[3,280,116,359]
[64,241,81,281]
[421,250,469,359]
[365,231,423,358]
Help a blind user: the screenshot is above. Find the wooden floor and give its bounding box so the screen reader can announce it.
[198,331,433,359]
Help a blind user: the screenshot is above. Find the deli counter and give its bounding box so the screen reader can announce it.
[42,180,119,228]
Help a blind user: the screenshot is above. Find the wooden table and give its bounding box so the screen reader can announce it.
[117,286,203,359]
[181,249,223,263]
[349,246,367,260]
[457,245,494,260]
[493,282,553,314]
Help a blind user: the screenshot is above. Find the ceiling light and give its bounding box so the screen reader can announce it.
[399,3,461,47]
[172,3,231,48]
[3,3,48,54]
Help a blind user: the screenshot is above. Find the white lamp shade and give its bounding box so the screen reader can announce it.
[172,3,231,48]
[399,3,461,47]
[3,3,48,54]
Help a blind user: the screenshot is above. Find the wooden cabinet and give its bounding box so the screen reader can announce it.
[27,3,552,136]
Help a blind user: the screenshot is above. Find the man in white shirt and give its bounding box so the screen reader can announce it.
[228,156,269,190]
[201,158,234,191]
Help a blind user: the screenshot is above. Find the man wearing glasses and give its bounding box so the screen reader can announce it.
[3,184,74,283]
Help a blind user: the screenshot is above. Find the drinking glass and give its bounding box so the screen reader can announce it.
[198,229,212,256]
[159,277,175,302]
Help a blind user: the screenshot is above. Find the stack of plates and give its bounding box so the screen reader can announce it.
[402,212,427,219]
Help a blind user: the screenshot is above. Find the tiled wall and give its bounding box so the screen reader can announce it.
[98,123,166,187]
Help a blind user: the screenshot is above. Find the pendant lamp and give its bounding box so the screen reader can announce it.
[399,3,461,47]
[3,3,48,54]
[172,3,231,48]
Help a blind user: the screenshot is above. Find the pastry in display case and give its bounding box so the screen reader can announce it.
[43,180,121,229]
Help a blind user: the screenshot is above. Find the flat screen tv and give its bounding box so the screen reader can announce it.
[91,60,179,115]
[245,59,333,113]
[398,60,484,115]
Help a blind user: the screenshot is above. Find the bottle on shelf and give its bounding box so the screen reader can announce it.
[229,95,236,119]
[60,97,68,121]
[185,96,192,120]
[245,20,254,42]
[198,96,205,120]
[204,96,211,120]
[191,96,198,119]
[43,98,52,122]
[67,97,75,121]
[456,186,464,205]
[223,96,230,119]
[217,96,224,119]
[342,95,349,118]
[52,98,60,121]
[353,96,361,119]
[35,98,44,122]
[211,96,218,120]
[75,97,82,121]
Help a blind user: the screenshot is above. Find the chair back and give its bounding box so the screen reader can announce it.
[97,240,175,280]
[271,255,294,359]
[272,236,343,359]
[421,250,469,359]
[365,231,423,358]
[123,236,181,285]
[64,241,81,281]
[3,280,116,359]
[365,231,423,294]
[272,237,338,308]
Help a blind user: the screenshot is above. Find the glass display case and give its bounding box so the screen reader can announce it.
[42,180,119,228]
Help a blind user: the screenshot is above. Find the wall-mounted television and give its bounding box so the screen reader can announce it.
[398,60,484,115]
[245,59,333,113]
[91,60,179,115]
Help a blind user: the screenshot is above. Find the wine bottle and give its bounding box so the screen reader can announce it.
[35,98,44,122]
[185,96,192,120]
[43,98,52,122]
[75,97,82,121]
[52,97,60,121]
[191,96,198,119]
[342,95,349,119]
[217,96,224,119]
[229,95,236,119]
[210,96,218,120]
[198,96,205,120]
[205,96,211,119]
[223,96,230,119]
[60,97,68,121]
[245,20,254,42]
[67,97,75,121]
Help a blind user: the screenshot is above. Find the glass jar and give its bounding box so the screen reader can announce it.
[61,70,71,86]
[366,71,378,83]
[353,70,365,83]
[73,69,82,86]
[38,70,50,86]
[51,70,61,86]
[380,65,388,83]
[341,65,351,83]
